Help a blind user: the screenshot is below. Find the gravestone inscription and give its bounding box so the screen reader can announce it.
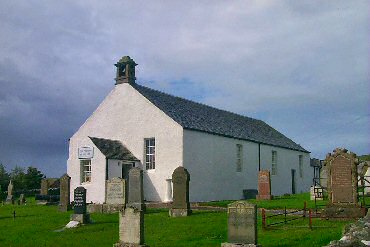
[169,166,191,217]
[106,177,125,205]
[70,186,90,223]
[256,170,272,200]
[74,187,86,214]
[222,201,258,247]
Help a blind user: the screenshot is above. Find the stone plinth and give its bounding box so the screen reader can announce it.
[169,208,190,217]
[70,213,90,224]
[256,170,271,200]
[221,243,260,247]
[87,204,125,214]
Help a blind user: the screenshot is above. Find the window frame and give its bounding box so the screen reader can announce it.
[80,159,92,183]
[144,138,156,170]
[299,155,303,178]
[236,144,243,172]
[271,150,277,175]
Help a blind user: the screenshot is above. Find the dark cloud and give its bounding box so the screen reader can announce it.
[0,1,368,176]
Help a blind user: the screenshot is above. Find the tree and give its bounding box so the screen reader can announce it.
[24,166,45,190]
[10,166,26,191]
[0,163,10,193]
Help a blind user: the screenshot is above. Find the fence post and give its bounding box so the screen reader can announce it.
[309,209,312,229]
[262,208,266,229]
[303,201,306,218]
[284,206,287,224]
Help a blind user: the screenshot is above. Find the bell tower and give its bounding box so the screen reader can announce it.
[114,56,138,84]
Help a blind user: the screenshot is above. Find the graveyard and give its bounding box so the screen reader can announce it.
[0,194,353,247]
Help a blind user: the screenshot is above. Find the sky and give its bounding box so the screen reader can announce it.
[0,1,369,177]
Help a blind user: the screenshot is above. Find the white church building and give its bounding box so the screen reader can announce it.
[67,56,312,203]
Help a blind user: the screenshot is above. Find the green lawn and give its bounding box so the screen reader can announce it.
[0,196,353,247]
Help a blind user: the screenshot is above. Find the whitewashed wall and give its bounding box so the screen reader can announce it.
[183,130,260,202]
[259,144,312,195]
[183,130,312,202]
[67,83,183,203]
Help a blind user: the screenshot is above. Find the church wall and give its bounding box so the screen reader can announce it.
[67,83,183,203]
[183,129,312,202]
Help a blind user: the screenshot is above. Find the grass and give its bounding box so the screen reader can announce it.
[0,195,354,247]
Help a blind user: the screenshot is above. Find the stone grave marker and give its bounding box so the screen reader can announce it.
[323,148,363,218]
[127,168,145,211]
[59,174,71,212]
[169,166,191,217]
[256,170,272,200]
[18,194,26,205]
[222,201,258,247]
[5,180,14,204]
[71,186,90,223]
[106,177,126,205]
[40,179,49,195]
[114,206,147,247]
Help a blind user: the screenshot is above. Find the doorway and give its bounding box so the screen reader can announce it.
[291,169,296,194]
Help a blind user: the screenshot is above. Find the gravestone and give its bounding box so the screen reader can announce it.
[5,180,14,204]
[18,194,26,205]
[40,179,49,195]
[169,166,191,217]
[127,168,145,211]
[322,148,363,218]
[221,201,258,247]
[70,187,90,223]
[106,177,126,205]
[59,174,71,212]
[114,206,147,247]
[256,170,272,200]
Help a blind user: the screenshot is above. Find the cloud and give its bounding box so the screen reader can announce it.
[0,1,368,176]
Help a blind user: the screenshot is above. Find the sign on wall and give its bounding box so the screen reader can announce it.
[78,146,94,159]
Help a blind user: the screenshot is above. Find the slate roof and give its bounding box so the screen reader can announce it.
[133,84,309,153]
[89,137,139,161]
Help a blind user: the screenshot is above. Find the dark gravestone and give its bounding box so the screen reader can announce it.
[74,187,86,214]
[127,168,145,211]
[222,201,258,247]
[5,180,14,204]
[169,166,191,217]
[59,174,71,212]
[256,170,272,200]
[323,148,363,218]
[70,186,90,223]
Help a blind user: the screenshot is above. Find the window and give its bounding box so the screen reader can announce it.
[80,159,91,183]
[299,155,303,178]
[271,151,277,175]
[236,144,243,172]
[145,138,155,170]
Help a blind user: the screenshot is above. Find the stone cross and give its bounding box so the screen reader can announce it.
[127,168,145,211]
[106,177,126,205]
[114,206,146,247]
[70,186,90,224]
[222,201,258,246]
[59,174,71,212]
[169,166,191,217]
[256,170,272,200]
